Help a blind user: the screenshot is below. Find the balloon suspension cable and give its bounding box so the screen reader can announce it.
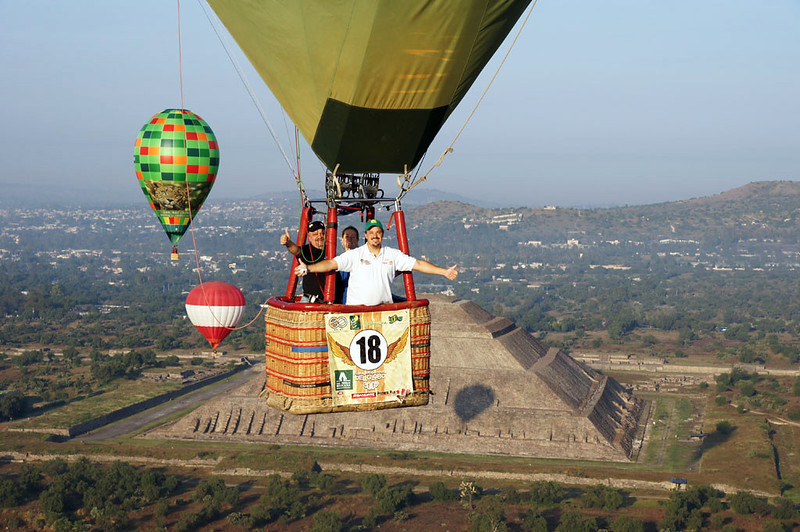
[400,0,539,199]
[175,1,265,332]
[294,127,308,202]
[195,0,298,181]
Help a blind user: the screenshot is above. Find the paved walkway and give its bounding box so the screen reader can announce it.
[80,366,263,441]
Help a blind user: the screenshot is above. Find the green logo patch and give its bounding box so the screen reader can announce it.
[334,370,353,391]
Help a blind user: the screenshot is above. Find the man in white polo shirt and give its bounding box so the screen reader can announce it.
[295,219,458,306]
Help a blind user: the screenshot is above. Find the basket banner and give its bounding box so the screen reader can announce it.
[324,308,412,406]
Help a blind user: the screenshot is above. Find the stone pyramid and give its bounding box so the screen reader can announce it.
[151,295,645,462]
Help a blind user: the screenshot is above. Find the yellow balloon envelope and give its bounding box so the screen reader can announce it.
[208,0,531,174]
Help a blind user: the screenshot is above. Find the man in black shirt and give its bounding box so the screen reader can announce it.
[280,220,327,302]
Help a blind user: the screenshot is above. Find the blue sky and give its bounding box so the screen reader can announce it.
[1,1,798,208]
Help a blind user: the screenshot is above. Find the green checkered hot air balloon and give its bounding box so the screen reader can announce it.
[134,109,219,258]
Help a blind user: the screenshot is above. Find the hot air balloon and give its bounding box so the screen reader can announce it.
[208,0,530,173]
[134,109,219,260]
[203,0,531,413]
[185,281,245,354]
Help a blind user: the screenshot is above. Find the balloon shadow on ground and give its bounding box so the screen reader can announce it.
[691,427,736,465]
[453,385,495,423]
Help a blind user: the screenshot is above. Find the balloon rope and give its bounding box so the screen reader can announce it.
[178,2,246,332]
[400,0,539,199]
[179,2,268,338]
[195,0,301,189]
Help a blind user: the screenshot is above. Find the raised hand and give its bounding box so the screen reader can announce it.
[280,228,291,246]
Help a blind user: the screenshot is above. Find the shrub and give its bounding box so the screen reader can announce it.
[610,515,645,532]
[716,420,733,434]
[580,484,624,510]
[761,522,787,532]
[503,487,522,504]
[376,484,414,514]
[429,481,455,502]
[521,510,548,532]
[709,513,726,528]
[771,497,798,519]
[361,473,386,496]
[470,494,506,532]
[310,510,344,532]
[0,478,21,507]
[260,474,304,520]
[528,480,564,506]
[0,390,26,421]
[730,491,770,515]
[556,510,597,532]
[313,473,335,492]
[740,381,756,397]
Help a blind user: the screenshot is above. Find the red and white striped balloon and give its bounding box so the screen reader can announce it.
[185,281,246,350]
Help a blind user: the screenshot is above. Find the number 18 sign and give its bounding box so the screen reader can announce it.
[324,309,413,406]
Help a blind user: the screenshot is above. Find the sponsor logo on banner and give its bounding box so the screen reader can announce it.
[328,316,348,330]
[334,370,353,391]
[325,309,412,406]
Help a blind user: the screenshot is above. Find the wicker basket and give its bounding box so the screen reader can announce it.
[263,297,430,414]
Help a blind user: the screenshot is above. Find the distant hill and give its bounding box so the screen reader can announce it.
[236,187,503,208]
[408,181,800,243]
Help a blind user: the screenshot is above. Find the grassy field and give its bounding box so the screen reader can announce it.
[17,379,183,429]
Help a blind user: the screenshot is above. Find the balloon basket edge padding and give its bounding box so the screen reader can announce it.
[263,297,430,414]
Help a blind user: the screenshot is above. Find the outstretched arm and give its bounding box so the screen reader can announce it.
[280,228,301,257]
[412,260,458,280]
[295,259,339,276]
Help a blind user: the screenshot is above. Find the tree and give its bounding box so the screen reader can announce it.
[0,390,26,420]
[430,481,456,502]
[470,494,506,532]
[361,473,387,496]
[580,484,624,510]
[62,346,80,365]
[260,474,305,520]
[528,480,564,506]
[716,420,734,435]
[556,510,598,532]
[310,510,344,532]
[771,497,798,519]
[521,510,548,532]
[375,484,414,514]
[739,381,756,397]
[610,515,645,532]
[729,491,770,516]
[0,478,21,507]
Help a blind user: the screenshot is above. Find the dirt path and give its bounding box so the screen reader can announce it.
[4,451,778,499]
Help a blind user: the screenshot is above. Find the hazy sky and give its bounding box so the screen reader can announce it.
[1,1,798,208]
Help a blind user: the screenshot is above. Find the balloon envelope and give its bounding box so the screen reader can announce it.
[185,281,245,349]
[208,0,530,174]
[134,109,219,246]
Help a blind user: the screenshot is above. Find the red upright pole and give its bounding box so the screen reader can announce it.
[284,206,312,300]
[392,209,417,301]
[323,204,338,302]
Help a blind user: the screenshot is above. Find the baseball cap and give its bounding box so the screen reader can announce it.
[307,220,325,233]
[365,219,384,232]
